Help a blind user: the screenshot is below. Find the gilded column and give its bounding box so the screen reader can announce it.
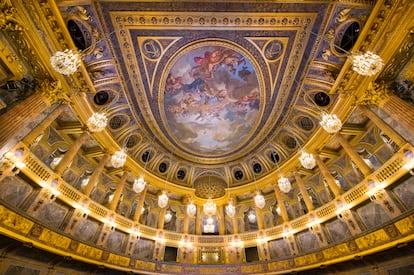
[334,133,373,177]
[217,205,226,234]
[23,104,67,147]
[314,154,342,197]
[108,171,128,211]
[158,207,166,229]
[358,105,406,147]
[255,206,265,230]
[133,185,148,222]
[54,131,89,175]
[83,154,110,197]
[273,185,289,222]
[182,197,190,234]
[294,172,314,212]
[195,206,202,235]
[0,80,67,155]
[358,82,414,136]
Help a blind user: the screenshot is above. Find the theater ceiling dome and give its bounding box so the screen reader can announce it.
[63,1,370,188]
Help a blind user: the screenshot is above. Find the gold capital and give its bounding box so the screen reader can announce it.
[37,79,70,105]
[357,82,392,106]
[0,0,23,31]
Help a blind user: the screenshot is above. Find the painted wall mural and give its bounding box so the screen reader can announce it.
[163,44,260,154]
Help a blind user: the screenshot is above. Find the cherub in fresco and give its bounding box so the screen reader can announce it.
[165,73,183,94]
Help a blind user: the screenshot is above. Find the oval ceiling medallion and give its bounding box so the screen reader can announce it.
[162,42,261,155]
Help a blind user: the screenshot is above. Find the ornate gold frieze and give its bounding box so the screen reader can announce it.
[107,253,130,267]
[322,243,350,260]
[294,253,319,266]
[395,214,414,234]
[39,228,71,249]
[241,264,263,273]
[355,229,389,249]
[76,243,103,260]
[161,263,182,273]
[199,267,226,274]
[268,259,292,271]
[135,259,156,271]
[0,205,34,234]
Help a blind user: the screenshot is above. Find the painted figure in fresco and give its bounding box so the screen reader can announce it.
[164,45,260,154]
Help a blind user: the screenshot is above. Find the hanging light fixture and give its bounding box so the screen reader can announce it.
[272,151,292,194]
[278,176,292,193]
[164,210,173,223]
[186,201,197,217]
[86,112,108,133]
[247,210,257,223]
[225,200,236,218]
[111,149,127,168]
[158,190,169,208]
[50,49,82,75]
[203,198,217,216]
[133,177,146,193]
[254,191,266,209]
[299,150,316,170]
[351,51,384,76]
[320,112,342,134]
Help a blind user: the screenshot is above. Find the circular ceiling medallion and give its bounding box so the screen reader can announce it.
[162,42,261,155]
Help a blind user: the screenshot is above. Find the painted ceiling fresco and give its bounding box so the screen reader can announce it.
[163,44,260,154]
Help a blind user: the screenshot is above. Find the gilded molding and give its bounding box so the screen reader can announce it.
[0,0,23,31]
[39,228,71,249]
[357,82,392,106]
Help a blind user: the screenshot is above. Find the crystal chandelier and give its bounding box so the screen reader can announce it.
[254,191,266,209]
[320,112,342,134]
[158,190,169,208]
[351,51,384,76]
[203,199,217,216]
[299,151,316,169]
[247,210,257,223]
[225,202,236,218]
[111,149,127,168]
[278,176,292,193]
[164,210,172,223]
[186,202,197,217]
[50,49,81,75]
[86,112,108,133]
[133,177,146,193]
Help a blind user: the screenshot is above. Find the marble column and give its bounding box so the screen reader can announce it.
[358,82,414,136]
[23,104,67,147]
[314,154,342,197]
[334,133,373,177]
[83,154,110,197]
[0,80,67,156]
[108,171,128,211]
[133,185,148,222]
[294,172,314,212]
[273,185,289,222]
[358,105,406,147]
[54,131,89,175]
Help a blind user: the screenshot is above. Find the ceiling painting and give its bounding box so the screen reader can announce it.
[162,43,261,154]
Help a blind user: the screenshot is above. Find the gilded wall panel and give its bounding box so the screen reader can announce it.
[268,259,292,270]
[199,267,226,274]
[241,264,263,273]
[322,243,350,260]
[39,229,71,249]
[395,214,414,234]
[294,253,319,266]
[0,205,33,234]
[135,259,156,271]
[76,243,103,260]
[355,229,389,249]
[107,253,130,266]
[161,263,182,273]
